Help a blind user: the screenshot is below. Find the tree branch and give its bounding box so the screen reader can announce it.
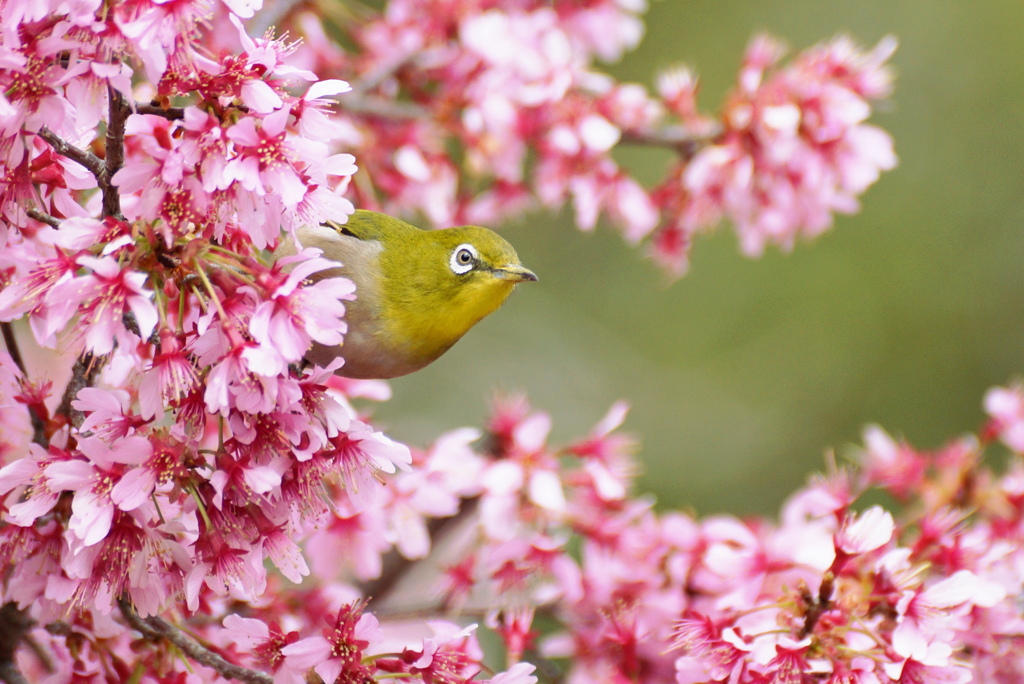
[24,207,61,228]
[55,352,100,430]
[798,571,835,639]
[37,128,104,178]
[117,598,273,684]
[102,88,129,219]
[135,101,186,121]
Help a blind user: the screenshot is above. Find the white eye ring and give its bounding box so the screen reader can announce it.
[450,243,477,275]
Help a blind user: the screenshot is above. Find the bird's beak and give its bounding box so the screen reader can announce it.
[492,264,538,282]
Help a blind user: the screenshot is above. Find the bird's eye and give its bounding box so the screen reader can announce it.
[450,243,477,275]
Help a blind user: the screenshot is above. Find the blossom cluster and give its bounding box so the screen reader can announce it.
[273,0,897,275]
[400,395,1024,684]
[0,0,1003,682]
[9,378,1024,683]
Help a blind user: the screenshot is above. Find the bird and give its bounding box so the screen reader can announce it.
[276,210,537,379]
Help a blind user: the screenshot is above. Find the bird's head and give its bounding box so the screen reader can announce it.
[377,222,537,364]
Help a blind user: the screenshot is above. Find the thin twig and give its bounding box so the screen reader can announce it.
[135,101,186,121]
[37,128,104,178]
[117,598,273,684]
[24,207,61,228]
[55,353,100,430]
[799,571,835,639]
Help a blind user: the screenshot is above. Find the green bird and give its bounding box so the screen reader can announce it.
[277,210,537,379]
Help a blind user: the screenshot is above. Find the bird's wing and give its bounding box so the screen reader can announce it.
[324,210,420,242]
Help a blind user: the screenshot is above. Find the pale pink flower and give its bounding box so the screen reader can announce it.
[329,420,411,509]
[385,465,461,559]
[260,526,310,584]
[567,401,636,501]
[651,34,896,272]
[882,650,972,684]
[985,385,1024,453]
[226,109,307,207]
[485,663,537,684]
[222,614,305,684]
[0,244,81,346]
[198,307,285,414]
[249,249,353,363]
[670,613,750,681]
[305,502,390,581]
[280,602,380,684]
[44,435,152,546]
[459,9,575,107]
[893,570,994,661]
[487,607,536,663]
[113,0,209,82]
[109,432,189,511]
[185,544,268,611]
[73,387,148,443]
[230,12,316,85]
[858,425,927,499]
[292,79,352,141]
[834,505,895,557]
[0,443,65,525]
[59,255,157,356]
[139,329,199,419]
[40,216,126,252]
[376,621,482,684]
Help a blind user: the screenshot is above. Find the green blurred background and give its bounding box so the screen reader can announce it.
[374,0,1024,516]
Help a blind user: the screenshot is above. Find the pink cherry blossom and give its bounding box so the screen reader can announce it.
[834,505,895,557]
[984,384,1024,453]
[281,602,381,684]
[61,255,158,356]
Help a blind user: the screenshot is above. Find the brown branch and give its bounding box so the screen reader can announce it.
[37,128,104,178]
[798,571,835,639]
[55,352,100,430]
[0,603,32,684]
[135,101,186,121]
[24,207,61,228]
[102,88,129,219]
[37,88,128,220]
[117,598,273,684]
